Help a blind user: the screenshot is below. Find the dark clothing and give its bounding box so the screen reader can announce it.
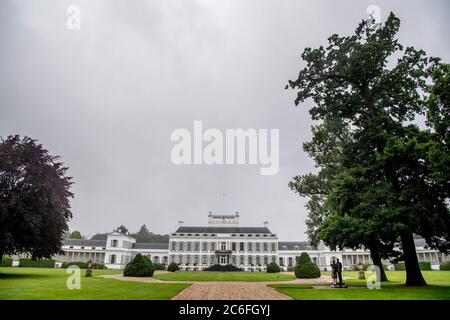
[336,261,343,284]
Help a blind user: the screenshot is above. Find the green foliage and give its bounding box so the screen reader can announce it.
[61,261,106,269]
[167,262,179,272]
[418,261,432,271]
[19,258,55,268]
[440,261,450,270]
[205,264,243,272]
[123,254,154,277]
[395,261,432,271]
[153,263,166,271]
[0,257,12,267]
[90,233,108,240]
[132,224,170,243]
[69,231,82,239]
[294,253,321,278]
[266,262,281,273]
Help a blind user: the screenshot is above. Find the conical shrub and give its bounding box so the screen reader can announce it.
[294,252,321,278]
[123,253,154,277]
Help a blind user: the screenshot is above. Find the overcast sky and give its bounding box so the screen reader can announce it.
[1,0,449,240]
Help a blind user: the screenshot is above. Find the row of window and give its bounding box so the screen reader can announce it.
[68,246,106,250]
[170,241,277,252]
[170,254,277,265]
[172,233,276,238]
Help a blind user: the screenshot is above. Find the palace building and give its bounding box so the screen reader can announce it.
[53,213,449,271]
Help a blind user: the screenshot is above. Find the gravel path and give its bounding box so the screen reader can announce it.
[99,273,338,300]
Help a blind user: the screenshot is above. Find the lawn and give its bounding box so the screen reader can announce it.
[154,271,296,282]
[0,267,190,300]
[270,271,450,300]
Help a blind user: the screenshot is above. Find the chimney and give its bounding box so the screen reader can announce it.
[178,220,184,227]
[263,221,269,227]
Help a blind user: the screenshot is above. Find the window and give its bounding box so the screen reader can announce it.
[239,242,244,252]
[194,242,199,252]
[220,242,226,251]
[256,242,260,252]
[202,255,207,264]
[288,257,293,266]
[231,242,236,251]
[211,242,216,251]
[179,242,184,251]
[282,245,287,250]
[202,242,207,252]
[248,256,253,265]
[271,243,276,252]
[110,239,118,247]
[171,241,176,250]
[240,255,245,265]
[256,256,261,265]
[264,256,269,265]
[295,256,300,264]
[81,246,85,249]
[247,242,252,252]
[294,245,299,250]
[279,257,284,266]
[263,242,268,252]
[109,254,116,264]
[187,242,191,251]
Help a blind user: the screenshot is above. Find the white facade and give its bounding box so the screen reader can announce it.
[52,214,450,271]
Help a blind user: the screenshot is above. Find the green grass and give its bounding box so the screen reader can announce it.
[270,271,450,300]
[154,271,296,282]
[0,267,190,300]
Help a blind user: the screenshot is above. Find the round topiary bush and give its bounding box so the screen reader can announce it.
[167,261,180,272]
[123,253,154,277]
[294,252,321,278]
[266,262,281,273]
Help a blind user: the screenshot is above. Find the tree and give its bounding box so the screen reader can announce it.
[294,252,321,278]
[132,224,170,243]
[287,13,449,286]
[116,225,128,234]
[90,233,108,240]
[69,231,82,239]
[123,253,154,277]
[0,135,73,263]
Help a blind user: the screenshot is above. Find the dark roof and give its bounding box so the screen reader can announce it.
[133,243,169,250]
[63,239,107,247]
[175,226,273,234]
[278,241,316,251]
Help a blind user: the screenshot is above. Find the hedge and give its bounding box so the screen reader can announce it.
[266,262,281,273]
[167,262,180,272]
[294,252,321,278]
[123,253,154,277]
[61,261,106,269]
[395,261,432,271]
[440,261,450,270]
[205,264,243,272]
[153,263,166,271]
[19,258,55,268]
[0,257,13,267]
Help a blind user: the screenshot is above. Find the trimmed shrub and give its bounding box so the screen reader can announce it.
[61,261,106,269]
[205,264,243,272]
[418,261,432,271]
[287,266,295,272]
[439,261,450,270]
[19,258,55,268]
[167,262,180,272]
[394,262,405,271]
[266,262,281,273]
[123,253,154,277]
[395,261,432,271]
[0,257,13,267]
[294,252,321,279]
[153,263,166,271]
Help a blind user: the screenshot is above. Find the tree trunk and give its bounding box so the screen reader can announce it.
[400,231,427,286]
[369,247,388,282]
